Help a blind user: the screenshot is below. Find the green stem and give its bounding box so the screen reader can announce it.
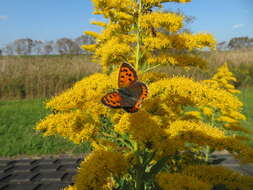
[135,0,142,71]
[136,165,145,190]
[205,109,215,162]
[143,64,161,73]
[205,145,210,162]
[134,141,145,190]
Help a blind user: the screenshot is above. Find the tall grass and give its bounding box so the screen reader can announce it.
[0,48,253,99]
[0,55,100,99]
[157,48,253,85]
[207,48,253,66]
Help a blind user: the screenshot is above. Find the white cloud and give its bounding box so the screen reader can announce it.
[232,24,245,29]
[0,15,8,21]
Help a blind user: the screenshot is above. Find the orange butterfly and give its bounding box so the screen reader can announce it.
[101,62,148,113]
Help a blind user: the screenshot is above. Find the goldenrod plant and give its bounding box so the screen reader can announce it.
[35,0,253,189]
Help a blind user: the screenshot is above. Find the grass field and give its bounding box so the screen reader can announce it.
[238,88,253,146]
[0,88,252,157]
[1,49,253,99]
[0,98,91,157]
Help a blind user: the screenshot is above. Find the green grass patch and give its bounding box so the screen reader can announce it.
[238,87,253,146]
[0,99,90,157]
[0,88,252,157]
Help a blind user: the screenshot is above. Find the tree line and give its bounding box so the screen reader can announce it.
[0,35,252,56]
[217,36,253,50]
[0,35,95,56]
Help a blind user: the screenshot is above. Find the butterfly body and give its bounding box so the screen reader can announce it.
[101,63,148,113]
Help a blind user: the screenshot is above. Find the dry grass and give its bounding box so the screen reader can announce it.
[207,48,253,66]
[0,48,253,99]
[157,48,253,82]
[0,55,100,99]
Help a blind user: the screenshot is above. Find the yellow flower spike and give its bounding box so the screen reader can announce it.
[144,0,191,5]
[140,12,184,32]
[184,111,202,120]
[204,62,240,94]
[114,110,165,148]
[201,107,213,117]
[35,0,253,189]
[81,44,97,52]
[156,172,211,190]
[46,73,112,111]
[95,37,132,68]
[35,111,98,144]
[74,149,129,190]
[61,184,77,190]
[92,0,137,14]
[183,165,253,190]
[85,0,215,71]
[84,31,102,40]
[90,20,107,27]
[140,71,168,84]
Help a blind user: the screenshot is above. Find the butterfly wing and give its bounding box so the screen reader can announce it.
[118,62,138,88]
[102,62,148,113]
[101,92,122,109]
[123,82,149,113]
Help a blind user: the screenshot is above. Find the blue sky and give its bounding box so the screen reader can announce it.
[0,0,252,48]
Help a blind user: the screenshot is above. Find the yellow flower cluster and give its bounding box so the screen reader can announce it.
[83,0,216,72]
[35,0,253,189]
[102,24,135,41]
[166,120,228,150]
[90,20,107,27]
[147,53,208,68]
[156,172,211,190]
[200,63,247,134]
[62,185,77,190]
[143,32,216,52]
[140,12,184,33]
[204,63,240,94]
[36,71,253,163]
[81,44,97,52]
[167,120,253,163]
[173,33,216,50]
[147,76,242,118]
[183,165,253,190]
[46,73,113,111]
[35,73,117,144]
[114,110,172,154]
[144,0,191,6]
[139,71,169,84]
[91,0,136,16]
[74,149,128,190]
[95,37,133,70]
[35,110,98,144]
[84,31,102,40]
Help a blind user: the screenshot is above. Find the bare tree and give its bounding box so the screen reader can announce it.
[217,41,227,51]
[13,38,34,55]
[2,44,15,55]
[43,41,54,55]
[32,40,44,55]
[56,38,81,55]
[228,36,253,50]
